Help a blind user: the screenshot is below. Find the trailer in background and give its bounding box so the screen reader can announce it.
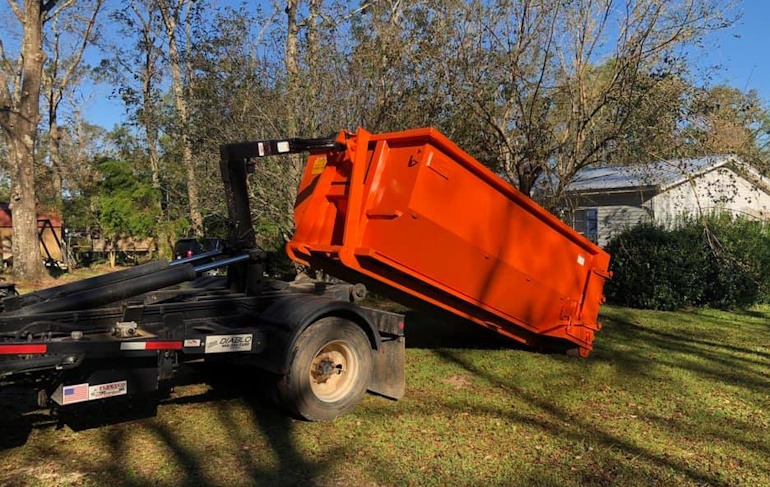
[0,204,64,268]
[64,230,156,268]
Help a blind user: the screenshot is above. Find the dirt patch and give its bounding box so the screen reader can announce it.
[441,375,472,390]
[0,465,89,486]
[1,264,128,294]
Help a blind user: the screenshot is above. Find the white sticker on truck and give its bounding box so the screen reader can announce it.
[205,334,253,354]
[577,255,586,266]
[88,380,127,400]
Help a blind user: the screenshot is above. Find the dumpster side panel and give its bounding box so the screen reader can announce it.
[357,141,602,329]
[361,149,568,327]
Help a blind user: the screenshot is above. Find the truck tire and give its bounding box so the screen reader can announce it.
[278,317,372,421]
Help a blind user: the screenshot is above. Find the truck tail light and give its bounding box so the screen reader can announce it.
[0,344,47,355]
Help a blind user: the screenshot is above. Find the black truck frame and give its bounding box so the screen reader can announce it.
[0,137,405,421]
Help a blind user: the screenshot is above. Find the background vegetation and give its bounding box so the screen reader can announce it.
[2,0,770,278]
[605,215,770,310]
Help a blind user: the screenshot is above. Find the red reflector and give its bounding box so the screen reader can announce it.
[145,341,182,350]
[398,322,405,330]
[187,250,193,258]
[0,344,47,355]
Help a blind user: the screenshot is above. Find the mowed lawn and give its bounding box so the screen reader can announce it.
[1,304,768,486]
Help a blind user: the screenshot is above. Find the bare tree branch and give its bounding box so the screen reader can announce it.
[60,0,103,92]
[157,0,182,36]
[11,48,22,105]
[43,0,75,23]
[6,0,23,22]
[0,38,13,75]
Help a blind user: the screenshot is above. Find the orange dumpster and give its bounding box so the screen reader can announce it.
[287,128,611,357]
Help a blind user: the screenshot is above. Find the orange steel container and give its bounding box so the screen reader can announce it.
[287,128,611,357]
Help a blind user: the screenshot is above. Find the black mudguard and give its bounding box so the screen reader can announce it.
[254,294,382,375]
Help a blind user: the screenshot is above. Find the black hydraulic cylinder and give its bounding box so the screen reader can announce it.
[169,248,223,267]
[2,260,171,312]
[193,253,250,274]
[9,264,197,316]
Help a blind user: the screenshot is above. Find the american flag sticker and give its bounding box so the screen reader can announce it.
[62,383,90,405]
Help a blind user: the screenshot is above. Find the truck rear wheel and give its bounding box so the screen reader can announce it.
[278,317,372,421]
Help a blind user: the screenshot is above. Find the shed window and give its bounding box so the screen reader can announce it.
[573,208,599,243]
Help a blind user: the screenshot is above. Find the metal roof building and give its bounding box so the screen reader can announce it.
[564,155,770,246]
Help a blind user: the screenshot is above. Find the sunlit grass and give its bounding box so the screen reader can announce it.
[1,305,768,486]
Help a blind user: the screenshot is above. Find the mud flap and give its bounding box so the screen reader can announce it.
[360,306,405,400]
[368,335,405,399]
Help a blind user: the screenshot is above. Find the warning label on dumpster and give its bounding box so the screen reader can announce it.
[88,381,127,400]
[205,334,253,354]
[311,156,327,175]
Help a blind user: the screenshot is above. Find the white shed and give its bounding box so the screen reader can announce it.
[564,155,770,247]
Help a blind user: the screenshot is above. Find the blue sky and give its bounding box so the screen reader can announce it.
[3,1,769,130]
[84,1,770,130]
[702,1,770,98]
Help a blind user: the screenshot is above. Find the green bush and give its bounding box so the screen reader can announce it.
[605,215,770,310]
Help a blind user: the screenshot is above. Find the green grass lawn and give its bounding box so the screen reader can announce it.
[1,305,768,486]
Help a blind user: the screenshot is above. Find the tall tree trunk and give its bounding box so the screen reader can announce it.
[143,84,167,255]
[5,0,47,280]
[160,0,202,236]
[307,0,320,94]
[146,124,161,189]
[137,3,162,190]
[306,0,321,138]
[44,26,63,209]
[169,44,202,235]
[285,0,299,88]
[142,70,161,189]
[284,0,302,231]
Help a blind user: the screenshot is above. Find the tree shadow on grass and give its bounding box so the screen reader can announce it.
[174,363,328,485]
[0,387,56,451]
[137,365,332,486]
[382,309,769,486]
[0,364,334,487]
[629,310,770,360]
[421,349,734,487]
[729,307,770,320]
[596,313,770,394]
[641,410,770,462]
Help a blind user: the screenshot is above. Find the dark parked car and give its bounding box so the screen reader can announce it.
[173,237,223,260]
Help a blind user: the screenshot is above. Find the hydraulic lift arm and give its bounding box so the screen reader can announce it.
[218,136,342,293]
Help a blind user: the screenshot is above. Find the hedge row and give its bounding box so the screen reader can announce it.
[604,216,770,310]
